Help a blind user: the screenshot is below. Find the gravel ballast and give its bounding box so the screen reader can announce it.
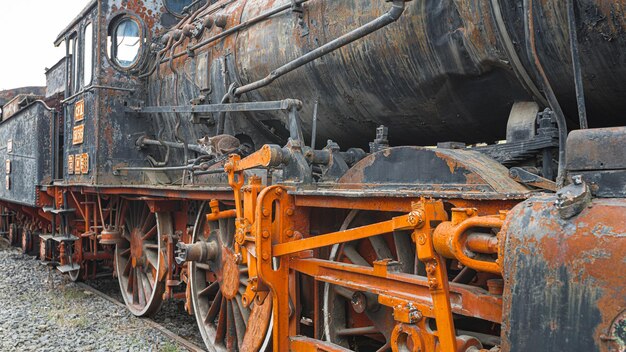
[0,243,203,351]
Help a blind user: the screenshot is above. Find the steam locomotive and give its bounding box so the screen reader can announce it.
[1,0,624,351]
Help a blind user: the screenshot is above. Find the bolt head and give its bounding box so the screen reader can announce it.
[262,230,270,239]
[262,251,270,261]
[286,208,294,216]
[418,234,426,245]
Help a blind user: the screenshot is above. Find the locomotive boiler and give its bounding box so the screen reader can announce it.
[0,0,624,351]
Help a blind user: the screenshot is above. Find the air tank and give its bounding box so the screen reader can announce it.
[229,0,625,147]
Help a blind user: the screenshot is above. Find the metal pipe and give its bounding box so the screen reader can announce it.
[61,85,134,104]
[138,136,207,155]
[311,99,319,149]
[456,330,501,347]
[465,233,499,254]
[524,0,568,187]
[566,0,588,129]
[166,0,310,63]
[217,0,405,134]
[115,165,193,172]
[233,0,406,97]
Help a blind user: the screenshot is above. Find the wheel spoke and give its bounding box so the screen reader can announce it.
[144,243,159,249]
[119,248,131,257]
[235,295,250,324]
[226,301,236,350]
[336,326,379,336]
[393,231,414,274]
[214,298,228,343]
[199,281,219,297]
[369,235,393,260]
[123,258,132,277]
[231,300,247,349]
[145,249,159,269]
[343,244,371,266]
[140,270,153,304]
[139,206,149,231]
[131,268,138,303]
[145,268,156,288]
[333,285,355,300]
[142,224,157,240]
[126,264,134,293]
[205,291,222,324]
[136,268,146,307]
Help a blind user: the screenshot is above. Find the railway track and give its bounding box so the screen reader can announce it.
[0,240,206,352]
[77,282,206,352]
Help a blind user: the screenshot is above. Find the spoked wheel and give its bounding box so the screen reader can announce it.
[189,201,272,351]
[115,201,168,317]
[324,210,417,352]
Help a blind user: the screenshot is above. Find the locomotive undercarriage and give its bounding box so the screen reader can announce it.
[2,0,625,350]
[3,107,624,351]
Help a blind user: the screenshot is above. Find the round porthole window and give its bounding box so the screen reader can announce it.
[165,0,194,17]
[111,18,142,68]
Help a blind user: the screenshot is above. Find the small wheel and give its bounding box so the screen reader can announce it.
[39,236,48,261]
[115,201,167,317]
[68,263,81,282]
[21,229,31,253]
[189,201,272,351]
[8,223,18,246]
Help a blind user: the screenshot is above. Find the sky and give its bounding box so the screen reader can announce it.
[0,0,92,90]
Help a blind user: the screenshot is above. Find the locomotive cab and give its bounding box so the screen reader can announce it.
[52,0,203,186]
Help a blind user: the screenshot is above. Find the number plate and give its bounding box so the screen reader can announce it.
[72,125,84,145]
[74,100,85,122]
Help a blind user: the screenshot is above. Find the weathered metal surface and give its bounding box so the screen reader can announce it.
[565,127,626,198]
[325,146,529,199]
[45,58,67,99]
[0,103,52,206]
[501,195,626,351]
[0,87,45,107]
[566,127,626,171]
[1,94,44,121]
[229,0,625,147]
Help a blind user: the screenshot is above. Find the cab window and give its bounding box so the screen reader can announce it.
[83,23,93,86]
[111,18,141,68]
